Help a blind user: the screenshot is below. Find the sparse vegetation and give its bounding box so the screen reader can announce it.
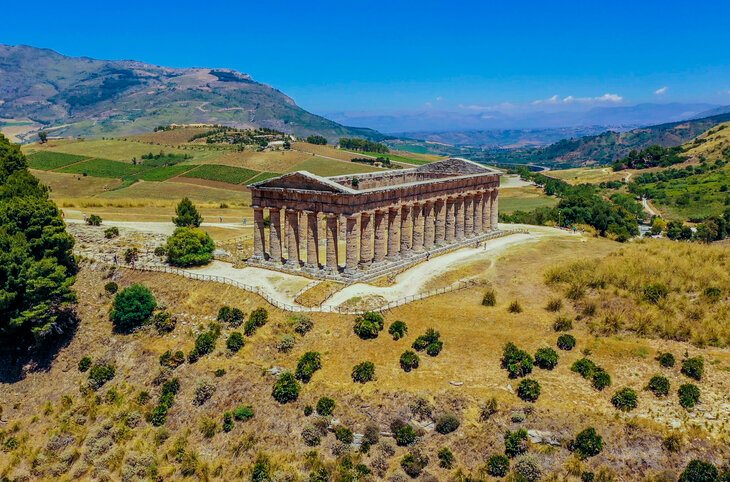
[400,350,420,372]
[516,378,541,402]
[353,311,385,339]
[501,342,534,378]
[557,333,576,350]
[388,320,408,340]
[611,387,638,412]
[110,283,156,332]
[681,356,704,381]
[678,383,701,409]
[351,361,376,383]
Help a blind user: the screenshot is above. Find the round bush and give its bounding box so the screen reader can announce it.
[501,342,534,378]
[295,351,322,383]
[110,284,157,332]
[272,372,300,404]
[678,383,700,409]
[435,413,460,434]
[165,227,215,267]
[400,350,420,372]
[388,320,408,340]
[646,375,670,397]
[591,368,612,391]
[233,405,254,421]
[351,361,376,383]
[656,352,675,368]
[394,423,418,446]
[426,341,443,357]
[227,332,244,352]
[334,425,354,444]
[681,356,704,381]
[104,282,118,295]
[78,356,92,372]
[412,328,440,351]
[534,347,559,370]
[316,397,336,416]
[353,311,384,339]
[486,454,510,477]
[557,334,576,351]
[400,450,429,478]
[572,427,603,459]
[571,358,596,379]
[611,387,638,412]
[104,226,119,239]
[516,379,541,402]
[679,460,719,482]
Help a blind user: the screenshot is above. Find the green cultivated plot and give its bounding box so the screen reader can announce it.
[138,165,198,181]
[27,151,89,170]
[58,158,146,178]
[246,171,280,184]
[181,164,259,184]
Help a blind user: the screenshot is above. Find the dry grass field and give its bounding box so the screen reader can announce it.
[546,167,629,185]
[499,186,559,213]
[1,235,728,481]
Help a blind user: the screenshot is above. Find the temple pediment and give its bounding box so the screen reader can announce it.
[414,157,499,176]
[250,171,354,193]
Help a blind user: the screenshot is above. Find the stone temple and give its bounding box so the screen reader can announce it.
[248,158,501,281]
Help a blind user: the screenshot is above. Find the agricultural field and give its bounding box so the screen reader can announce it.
[180,164,259,184]
[283,155,382,176]
[26,151,90,170]
[545,167,629,185]
[499,186,559,213]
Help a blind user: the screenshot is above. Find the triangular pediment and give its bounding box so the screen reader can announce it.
[250,171,353,193]
[415,157,500,175]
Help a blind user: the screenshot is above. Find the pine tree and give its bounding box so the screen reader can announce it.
[172,197,203,227]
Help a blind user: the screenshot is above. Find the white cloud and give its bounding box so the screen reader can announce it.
[435,96,443,102]
[532,93,623,105]
[655,86,668,95]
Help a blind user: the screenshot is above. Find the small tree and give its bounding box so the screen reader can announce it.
[388,320,408,340]
[272,372,300,403]
[351,361,376,383]
[611,387,638,412]
[517,379,541,402]
[353,311,384,339]
[645,375,670,397]
[534,347,558,369]
[393,422,418,446]
[110,284,156,332]
[572,427,603,459]
[400,350,420,372]
[681,357,704,381]
[38,130,48,143]
[678,383,700,409]
[173,197,202,227]
[316,397,336,416]
[227,332,244,352]
[165,227,215,267]
[295,351,322,383]
[486,454,510,477]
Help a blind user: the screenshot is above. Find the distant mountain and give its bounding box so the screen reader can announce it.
[328,103,719,136]
[0,44,383,142]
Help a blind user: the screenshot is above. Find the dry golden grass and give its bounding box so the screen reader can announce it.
[683,122,730,161]
[285,156,382,176]
[499,185,559,213]
[128,127,213,145]
[547,167,629,185]
[210,150,311,172]
[31,170,123,197]
[97,180,251,204]
[294,281,345,307]
[291,142,357,161]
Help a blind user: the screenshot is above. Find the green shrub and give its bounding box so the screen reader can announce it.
[104,281,118,295]
[172,197,203,227]
[233,405,254,421]
[400,350,420,372]
[104,226,119,238]
[78,356,92,372]
[154,246,166,257]
[165,227,214,267]
[643,283,669,304]
[189,329,219,362]
[508,300,523,313]
[591,368,612,391]
[244,307,268,336]
[159,350,185,369]
[400,450,429,478]
[504,428,528,458]
[482,289,496,306]
[513,455,542,482]
[557,334,576,351]
[534,347,559,369]
[295,351,322,383]
[501,342,533,378]
[86,214,102,226]
[153,310,176,333]
[703,286,722,303]
[572,427,603,459]
[214,368,225,377]
[545,298,563,312]
[517,379,541,402]
[124,247,139,264]
[88,363,115,390]
[388,320,408,340]
[351,361,376,383]
[611,387,638,412]
[393,422,418,446]
[353,311,385,339]
[426,341,443,356]
[272,372,300,404]
[435,413,460,434]
[227,332,244,352]
[334,426,354,444]
[678,383,700,409]
[222,412,234,432]
[552,316,572,332]
[110,284,156,332]
[438,447,454,469]
[646,375,670,397]
[486,454,510,477]
[681,356,704,381]
[679,460,718,482]
[218,306,245,327]
[571,358,597,378]
[316,397,336,416]
[276,334,295,353]
[303,405,313,416]
[656,352,675,368]
[412,328,440,351]
[290,314,314,335]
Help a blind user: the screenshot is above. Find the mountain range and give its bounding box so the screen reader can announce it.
[0,44,381,142]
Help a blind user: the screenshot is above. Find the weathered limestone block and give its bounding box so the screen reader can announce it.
[252,207,265,259]
[387,207,401,260]
[326,213,339,271]
[306,211,319,268]
[269,208,282,263]
[412,203,424,252]
[373,210,387,264]
[359,211,373,266]
[285,209,300,267]
[423,200,435,250]
[400,204,412,254]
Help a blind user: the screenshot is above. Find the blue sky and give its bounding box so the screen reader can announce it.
[3,0,730,115]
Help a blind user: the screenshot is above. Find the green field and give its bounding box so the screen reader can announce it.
[26,139,221,163]
[137,164,198,181]
[181,164,259,184]
[27,151,90,170]
[58,158,146,178]
[342,149,432,166]
[499,186,559,213]
[246,171,280,184]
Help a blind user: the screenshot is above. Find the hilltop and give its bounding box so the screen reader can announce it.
[0,45,383,143]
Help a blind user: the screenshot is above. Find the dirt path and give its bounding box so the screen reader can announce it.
[642,197,660,217]
[65,215,247,236]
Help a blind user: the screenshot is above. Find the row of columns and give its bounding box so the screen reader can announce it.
[252,189,498,273]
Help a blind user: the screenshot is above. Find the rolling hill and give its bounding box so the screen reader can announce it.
[0,44,383,143]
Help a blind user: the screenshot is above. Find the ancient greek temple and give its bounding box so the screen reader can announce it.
[248,158,501,281]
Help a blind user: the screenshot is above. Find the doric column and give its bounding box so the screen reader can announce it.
[400,204,412,255]
[305,211,319,268]
[360,211,373,266]
[423,200,435,250]
[269,207,283,263]
[445,197,456,243]
[411,203,424,252]
[252,206,265,260]
[464,194,474,237]
[473,192,483,234]
[285,209,300,267]
[345,214,359,273]
[387,206,401,260]
[482,190,491,231]
[373,209,387,264]
[434,198,446,245]
[454,196,465,241]
[491,188,499,230]
[325,213,339,271]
